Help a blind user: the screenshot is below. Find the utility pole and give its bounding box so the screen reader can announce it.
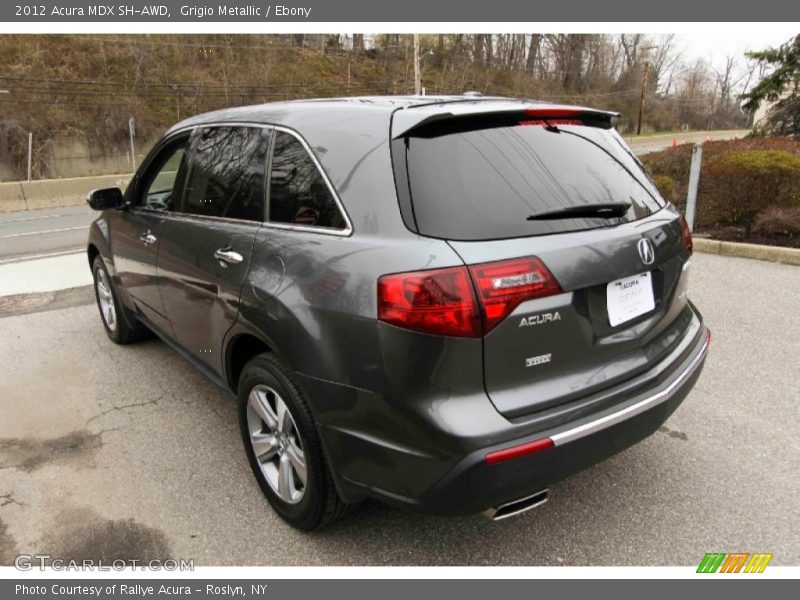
[171,85,181,120]
[636,61,650,136]
[128,117,136,171]
[413,34,421,95]
[27,132,32,182]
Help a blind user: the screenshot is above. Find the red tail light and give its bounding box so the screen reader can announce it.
[468,257,562,333]
[680,215,693,254]
[378,266,481,338]
[378,257,561,337]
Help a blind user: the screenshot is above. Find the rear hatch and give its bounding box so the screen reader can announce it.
[391,103,695,419]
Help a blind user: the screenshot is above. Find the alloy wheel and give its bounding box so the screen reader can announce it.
[95,268,117,332]
[246,384,308,504]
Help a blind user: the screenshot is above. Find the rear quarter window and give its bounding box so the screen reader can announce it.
[268,131,347,231]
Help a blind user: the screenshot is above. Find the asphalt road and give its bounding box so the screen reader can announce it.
[625,129,750,155]
[0,252,798,566]
[0,205,94,262]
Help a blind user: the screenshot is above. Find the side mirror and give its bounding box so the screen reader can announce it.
[87,187,126,211]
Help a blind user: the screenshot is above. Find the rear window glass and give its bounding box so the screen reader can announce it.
[402,117,665,241]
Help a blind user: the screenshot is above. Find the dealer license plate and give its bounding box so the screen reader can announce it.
[606,272,655,327]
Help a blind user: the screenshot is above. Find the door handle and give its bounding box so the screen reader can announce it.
[214,247,244,265]
[139,231,157,245]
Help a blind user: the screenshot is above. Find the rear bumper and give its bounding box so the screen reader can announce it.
[339,324,710,516]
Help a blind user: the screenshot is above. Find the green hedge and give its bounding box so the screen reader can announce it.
[703,151,800,234]
[641,138,800,235]
[753,206,800,237]
[651,174,677,203]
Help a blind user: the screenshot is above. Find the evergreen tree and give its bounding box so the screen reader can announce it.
[742,35,800,136]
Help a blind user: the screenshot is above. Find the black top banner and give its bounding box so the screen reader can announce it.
[1,0,798,22]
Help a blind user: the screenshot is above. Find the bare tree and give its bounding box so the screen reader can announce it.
[620,34,644,70]
[649,35,680,93]
[526,34,542,72]
[712,55,744,113]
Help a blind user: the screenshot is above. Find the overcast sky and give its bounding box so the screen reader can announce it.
[678,28,797,68]
[659,29,796,94]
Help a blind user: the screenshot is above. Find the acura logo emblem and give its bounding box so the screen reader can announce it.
[638,238,655,265]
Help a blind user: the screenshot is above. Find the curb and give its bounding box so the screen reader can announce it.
[694,237,800,266]
[0,285,94,318]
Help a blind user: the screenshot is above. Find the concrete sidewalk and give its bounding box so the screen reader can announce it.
[0,251,91,296]
[694,237,800,266]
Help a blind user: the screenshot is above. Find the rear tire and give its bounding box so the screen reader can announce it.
[237,353,351,530]
[92,256,150,344]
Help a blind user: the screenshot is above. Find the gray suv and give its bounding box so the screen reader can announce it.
[86,96,709,530]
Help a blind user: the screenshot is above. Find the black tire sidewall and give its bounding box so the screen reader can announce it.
[237,355,325,530]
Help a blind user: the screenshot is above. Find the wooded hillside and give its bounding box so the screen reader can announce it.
[0,34,761,179]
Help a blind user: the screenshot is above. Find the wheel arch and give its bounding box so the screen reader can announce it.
[225,332,274,394]
[87,243,100,268]
[87,218,115,275]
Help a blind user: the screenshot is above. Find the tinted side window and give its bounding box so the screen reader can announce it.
[268,131,346,230]
[182,126,269,221]
[139,139,189,212]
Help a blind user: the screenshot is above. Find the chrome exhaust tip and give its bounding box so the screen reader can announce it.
[483,489,549,521]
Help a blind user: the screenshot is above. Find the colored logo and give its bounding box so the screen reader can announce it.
[697,552,773,573]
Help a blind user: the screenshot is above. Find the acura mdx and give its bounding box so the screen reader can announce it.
[86,96,710,530]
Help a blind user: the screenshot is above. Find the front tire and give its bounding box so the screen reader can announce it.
[92,256,149,344]
[237,353,351,530]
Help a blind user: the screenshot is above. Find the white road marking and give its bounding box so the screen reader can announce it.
[0,213,63,223]
[0,249,84,265]
[0,225,88,239]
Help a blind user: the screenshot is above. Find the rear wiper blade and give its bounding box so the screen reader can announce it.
[527,202,631,221]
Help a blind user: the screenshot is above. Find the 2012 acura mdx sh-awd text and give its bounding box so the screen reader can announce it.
[86,96,710,530]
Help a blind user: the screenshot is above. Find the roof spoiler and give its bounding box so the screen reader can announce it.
[392,105,621,138]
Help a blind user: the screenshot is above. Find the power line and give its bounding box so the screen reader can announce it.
[63,34,345,51]
[6,85,390,98]
[0,75,392,91]
[0,99,131,107]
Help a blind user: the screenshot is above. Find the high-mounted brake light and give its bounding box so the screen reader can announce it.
[680,215,693,254]
[468,257,562,333]
[520,108,583,127]
[523,108,582,118]
[378,266,481,338]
